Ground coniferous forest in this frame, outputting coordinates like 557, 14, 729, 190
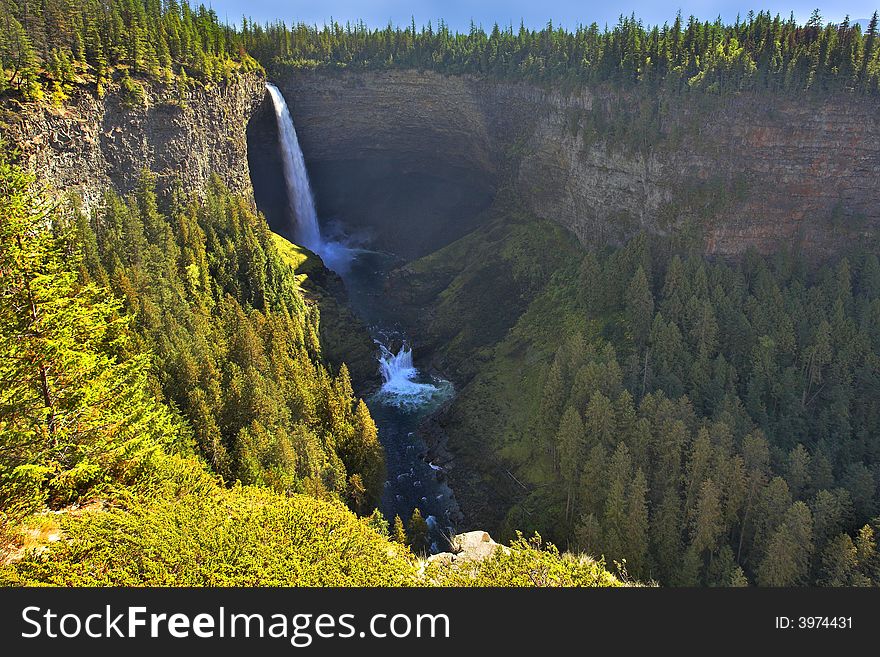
527, 235, 880, 586
2, 1, 880, 593
2, 1, 879, 101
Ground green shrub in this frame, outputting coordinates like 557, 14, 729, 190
5, 486, 418, 586
427, 534, 623, 587
118, 71, 146, 107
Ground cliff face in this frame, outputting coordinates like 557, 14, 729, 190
502, 85, 880, 258
271, 69, 880, 259
7, 68, 876, 259
2, 73, 266, 208
262, 71, 499, 258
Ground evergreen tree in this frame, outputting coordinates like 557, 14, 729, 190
363, 508, 389, 537
407, 507, 429, 554
626, 266, 655, 349
855, 524, 879, 582
0, 149, 180, 516
785, 444, 811, 499
818, 533, 859, 585
603, 442, 633, 564
690, 478, 723, 580
578, 252, 603, 314
757, 501, 813, 586
625, 468, 650, 577
556, 405, 584, 520
537, 359, 566, 458
391, 514, 407, 545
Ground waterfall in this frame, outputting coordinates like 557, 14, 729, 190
266, 83, 322, 251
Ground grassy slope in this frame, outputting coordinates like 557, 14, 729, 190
271, 233, 378, 388
6, 489, 417, 586
2, 452, 622, 586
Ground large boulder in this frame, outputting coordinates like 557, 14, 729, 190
426, 530, 508, 569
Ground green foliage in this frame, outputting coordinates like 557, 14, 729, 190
1, 147, 384, 547
391, 514, 407, 544
118, 69, 146, 106
0, 158, 624, 587
0, 147, 184, 523
556, 405, 584, 519
407, 507, 429, 554
626, 266, 654, 348
0, 4, 43, 99
4, 486, 417, 586
242, 10, 880, 95
427, 534, 623, 587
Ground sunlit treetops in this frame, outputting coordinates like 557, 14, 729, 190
2, 2, 879, 103
242, 9, 880, 94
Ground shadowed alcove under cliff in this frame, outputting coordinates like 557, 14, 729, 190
246, 84, 497, 260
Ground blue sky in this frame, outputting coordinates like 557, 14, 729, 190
205, 1, 878, 30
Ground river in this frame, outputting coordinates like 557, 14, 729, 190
336, 248, 458, 552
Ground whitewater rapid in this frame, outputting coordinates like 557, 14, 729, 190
374, 342, 454, 410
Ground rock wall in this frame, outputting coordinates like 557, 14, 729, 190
2, 72, 266, 208
266, 71, 499, 258
9, 68, 875, 261
272, 69, 880, 259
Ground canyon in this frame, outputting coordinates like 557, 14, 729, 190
266, 69, 880, 259
6, 68, 879, 539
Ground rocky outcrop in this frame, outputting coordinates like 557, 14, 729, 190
271, 69, 880, 259
2, 72, 266, 209
425, 530, 507, 569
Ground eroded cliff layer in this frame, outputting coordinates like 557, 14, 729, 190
272, 69, 879, 259
2, 73, 266, 208
7, 68, 877, 260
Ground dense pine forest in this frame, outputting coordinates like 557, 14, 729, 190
547, 237, 880, 585
243, 10, 880, 94
2, 0, 879, 102
399, 210, 880, 586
